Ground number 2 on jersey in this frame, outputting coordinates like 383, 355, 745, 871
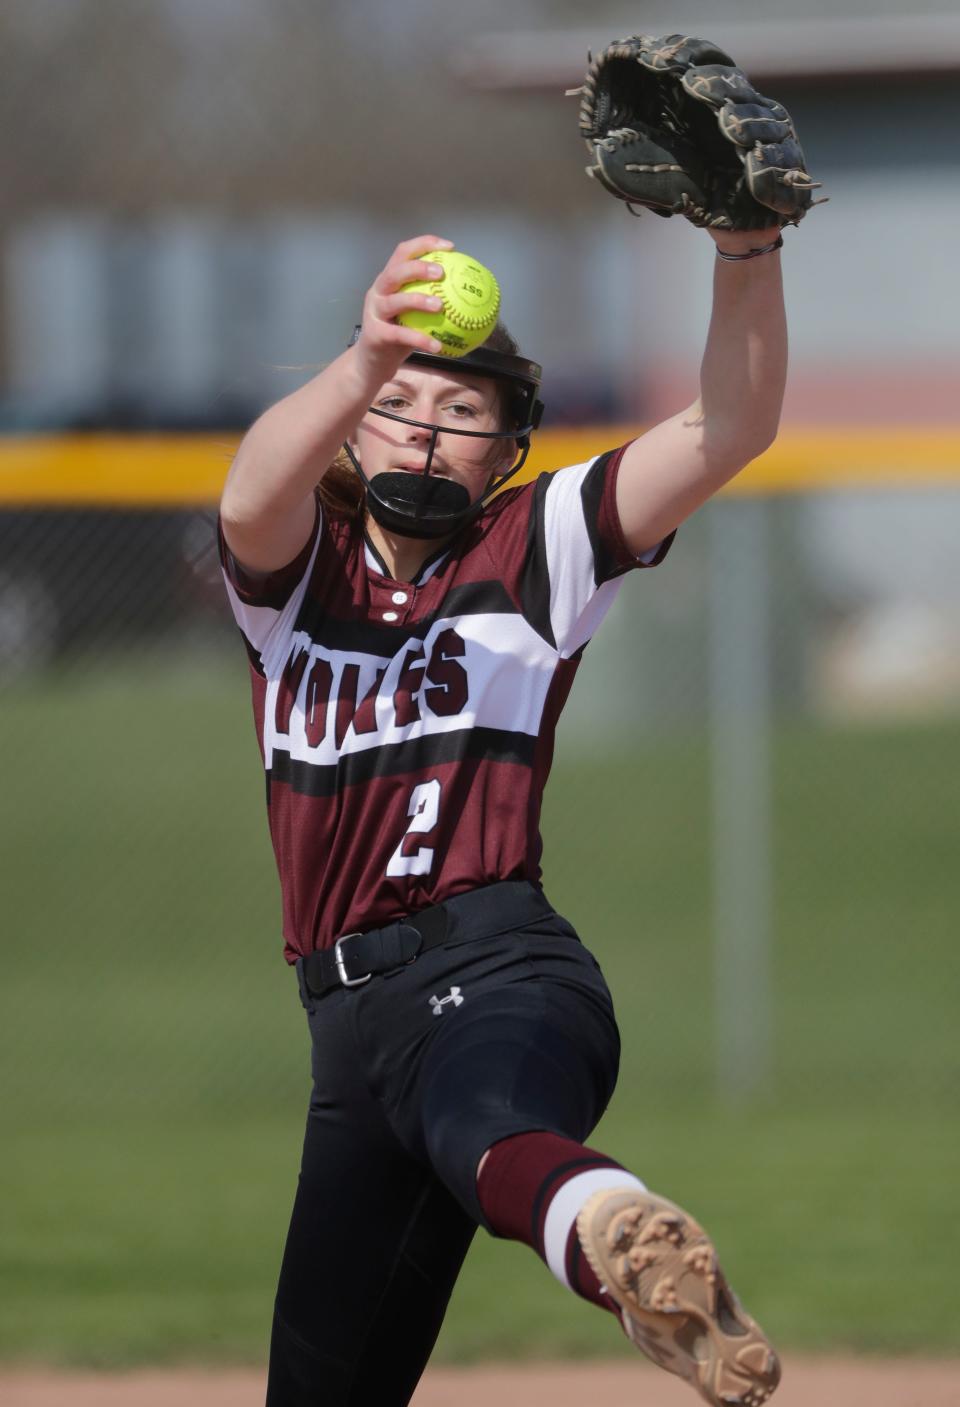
386, 779, 441, 877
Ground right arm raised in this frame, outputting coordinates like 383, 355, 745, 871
219, 235, 451, 574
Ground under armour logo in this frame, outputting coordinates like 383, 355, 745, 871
429, 987, 464, 1016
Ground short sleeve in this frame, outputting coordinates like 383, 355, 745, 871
217, 495, 323, 674
520, 445, 676, 658
585, 445, 676, 582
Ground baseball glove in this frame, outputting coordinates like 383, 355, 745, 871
576, 34, 822, 229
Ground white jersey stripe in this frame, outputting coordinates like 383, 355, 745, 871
541, 460, 636, 658
266, 609, 558, 768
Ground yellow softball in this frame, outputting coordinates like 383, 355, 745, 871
398, 249, 501, 357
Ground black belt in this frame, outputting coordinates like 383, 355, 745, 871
301, 902, 450, 997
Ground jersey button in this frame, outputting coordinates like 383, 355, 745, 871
383, 610, 399, 622
391, 590, 408, 604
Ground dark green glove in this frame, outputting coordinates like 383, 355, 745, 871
577, 34, 823, 229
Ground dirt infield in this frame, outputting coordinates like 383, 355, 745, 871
2, 1358, 958, 1406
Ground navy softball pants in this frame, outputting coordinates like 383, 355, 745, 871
265, 881, 621, 1407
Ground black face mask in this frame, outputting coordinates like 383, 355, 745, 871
343, 329, 545, 540
343, 408, 529, 540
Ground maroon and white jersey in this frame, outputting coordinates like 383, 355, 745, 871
219, 445, 675, 961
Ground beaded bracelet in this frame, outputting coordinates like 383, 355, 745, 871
715, 233, 784, 262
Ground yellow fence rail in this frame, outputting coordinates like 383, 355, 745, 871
1, 426, 958, 507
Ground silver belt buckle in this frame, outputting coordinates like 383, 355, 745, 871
334, 933, 371, 988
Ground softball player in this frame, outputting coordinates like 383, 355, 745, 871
219, 221, 788, 1407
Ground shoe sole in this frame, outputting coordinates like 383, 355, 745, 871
577, 1187, 781, 1407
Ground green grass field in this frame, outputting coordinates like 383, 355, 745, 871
2, 657, 958, 1366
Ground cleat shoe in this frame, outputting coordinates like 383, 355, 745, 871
577, 1187, 781, 1407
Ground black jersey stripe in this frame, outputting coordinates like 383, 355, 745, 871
518, 471, 556, 650
268, 725, 537, 799
238, 626, 266, 677
411, 541, 452, 585
580, 450, 620, 587
363, 529, 453, 585
297, 578, 521, 655
362, 528, 390, 577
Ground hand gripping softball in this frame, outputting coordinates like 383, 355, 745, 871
398, 250, 501, 357
576, 33, 823, 229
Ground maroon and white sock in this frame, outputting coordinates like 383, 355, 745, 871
476, 1130, 646, 1312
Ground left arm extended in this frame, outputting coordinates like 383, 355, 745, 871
616, 227, 788, 556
